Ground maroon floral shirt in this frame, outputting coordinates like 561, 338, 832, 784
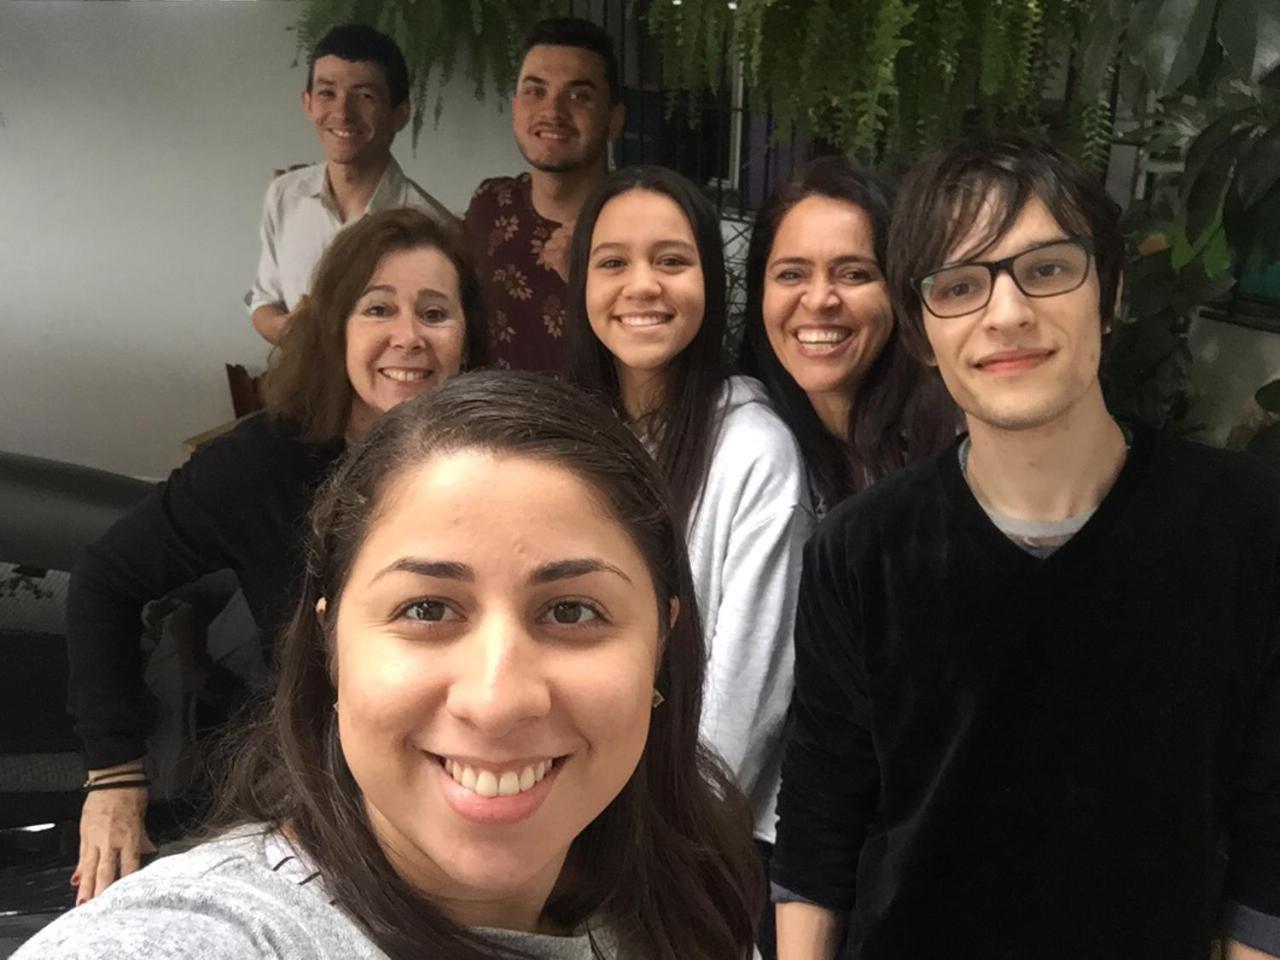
464, 173, 570, 373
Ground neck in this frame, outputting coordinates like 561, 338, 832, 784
964, 387, 1127, 522
345, 398, 377, 443
807, 389, 853, 443
528, 162, 606, 224
326, 154, 391, 222
616, 363, 667, 424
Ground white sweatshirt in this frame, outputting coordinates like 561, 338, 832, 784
686, 376, 814, 843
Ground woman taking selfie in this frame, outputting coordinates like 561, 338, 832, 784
738, 157, 954, 512
22, 372, 762, 959
563, 166, 812, 877
67, 209, 488, 904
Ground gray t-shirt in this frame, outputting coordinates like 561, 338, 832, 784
15, 827, 614, 959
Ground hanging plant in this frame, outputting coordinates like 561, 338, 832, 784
296, 0, 569, 144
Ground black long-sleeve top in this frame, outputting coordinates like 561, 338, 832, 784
66, 414, 342, 769
773, 427, 1280, 958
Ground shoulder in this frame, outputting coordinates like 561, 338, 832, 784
466, 174, 526, 211
704, 376, 811, 515
13, 830, 376, 960
263, 164, 322, 211
1142, 427, 1280, 536
712, 376, 805, 466
175, 414, 337, 499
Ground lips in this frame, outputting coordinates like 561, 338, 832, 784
532, 125, 573, 141
974, 348, 1054, 372
379, 367, 432, 383
615, 313, 672, 328
792, 325, 853, 356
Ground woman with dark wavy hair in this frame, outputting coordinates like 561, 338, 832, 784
66, 208, 488, 905
22, 372, 763, 960
738, 156, 955, 511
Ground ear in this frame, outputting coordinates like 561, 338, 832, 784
667, 597, 679, 632
301, 88, 312, 116
392, 99, 411, 134
607, 102, 626, 143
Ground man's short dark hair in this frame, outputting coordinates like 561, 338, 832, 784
886, 138, 1124, 360
307, 24, 410, 107
521, 17, 621, 104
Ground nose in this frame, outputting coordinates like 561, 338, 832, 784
799, 278, 840, 314
982, 270, 1036, 332
446, 617, 552, 738
387, 306, 426, 351
622, 263, 661, 300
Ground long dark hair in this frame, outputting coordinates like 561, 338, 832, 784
262, 208, 490, 443
207, 371, 762, 960
738, 157, 954, 505
564, 166, 728, 531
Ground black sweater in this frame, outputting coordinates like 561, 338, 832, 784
66, 414, 342, 769
773, 427, 1280, 959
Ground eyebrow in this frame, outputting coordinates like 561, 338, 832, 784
768, 254, 878, 269
521, 75, 598, 90
935, 234, 1073, 272
313, 79, 377, 91
590, 239, 697, 257
371, 557, 633, 586
357, 284, 453, 301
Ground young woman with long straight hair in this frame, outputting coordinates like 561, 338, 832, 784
20, 372, 763, 960
563, 166, 813, 879
738, 157, 955, 512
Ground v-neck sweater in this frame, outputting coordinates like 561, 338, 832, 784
772, 427, 1280, 958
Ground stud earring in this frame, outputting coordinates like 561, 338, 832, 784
652, 688, 665, 709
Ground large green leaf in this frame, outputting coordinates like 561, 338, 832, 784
1131, 0, 1218, 94
1079, 0, 1134, 97
1186, 126, 1254, 244
1233, 120, 1280, 209
1218, 0, 1280, 82
1258, 380, 1280, 413
1181, 110, 1249, 204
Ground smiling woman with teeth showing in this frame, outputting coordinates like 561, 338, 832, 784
739, 157, 956, 512
63, 208, 488, 908
565, 167, 813, 958
21, 373, 762, 960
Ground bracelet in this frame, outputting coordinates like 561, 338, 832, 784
81, 767, 146, 790
83, 778, 150, 793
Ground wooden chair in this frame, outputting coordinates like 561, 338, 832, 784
224, 364, 264, 419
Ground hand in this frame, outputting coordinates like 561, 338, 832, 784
540, 219, 576, 281
73, 784, 156, 904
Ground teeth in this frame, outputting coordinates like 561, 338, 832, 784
796, 328, 851, 344
330, 129, 357, 139
444, 759, 554, 798
618, 314, 669, 327
381, 368, 429, 382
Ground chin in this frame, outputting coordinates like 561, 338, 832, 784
436, 840, 560, 895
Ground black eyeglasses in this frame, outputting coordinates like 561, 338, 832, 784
912, 237, 1095, 319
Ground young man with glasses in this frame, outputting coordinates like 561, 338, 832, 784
772, 138, 1280, 960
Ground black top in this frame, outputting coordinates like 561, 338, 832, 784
66, 414, 343, 769
773, 427, 1280, 959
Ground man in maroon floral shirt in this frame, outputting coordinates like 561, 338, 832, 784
464, 18, 623, 372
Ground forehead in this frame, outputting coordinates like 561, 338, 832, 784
518, 44, 607, 85
310, 55, 390, 92
772, 195, 877, 259
593, 189, 694, 245
944, 195, 1072, 263
355, 450, 650, 582
366, 246, 460, 294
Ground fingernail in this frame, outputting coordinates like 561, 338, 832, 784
70, 872, 79, 885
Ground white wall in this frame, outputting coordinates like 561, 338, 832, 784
0, 0, 521, 477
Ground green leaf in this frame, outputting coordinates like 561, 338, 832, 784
1217, 0, 1280, 82
1181, 110, 1249, 203
1233, 120, 1280, 209
1258, 380, 1280, 412
1130, 0, 1218, 94
1079, 0, 1132, 97
1185, 126, 1254, 244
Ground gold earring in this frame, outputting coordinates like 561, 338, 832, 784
652, 688, 665, 709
